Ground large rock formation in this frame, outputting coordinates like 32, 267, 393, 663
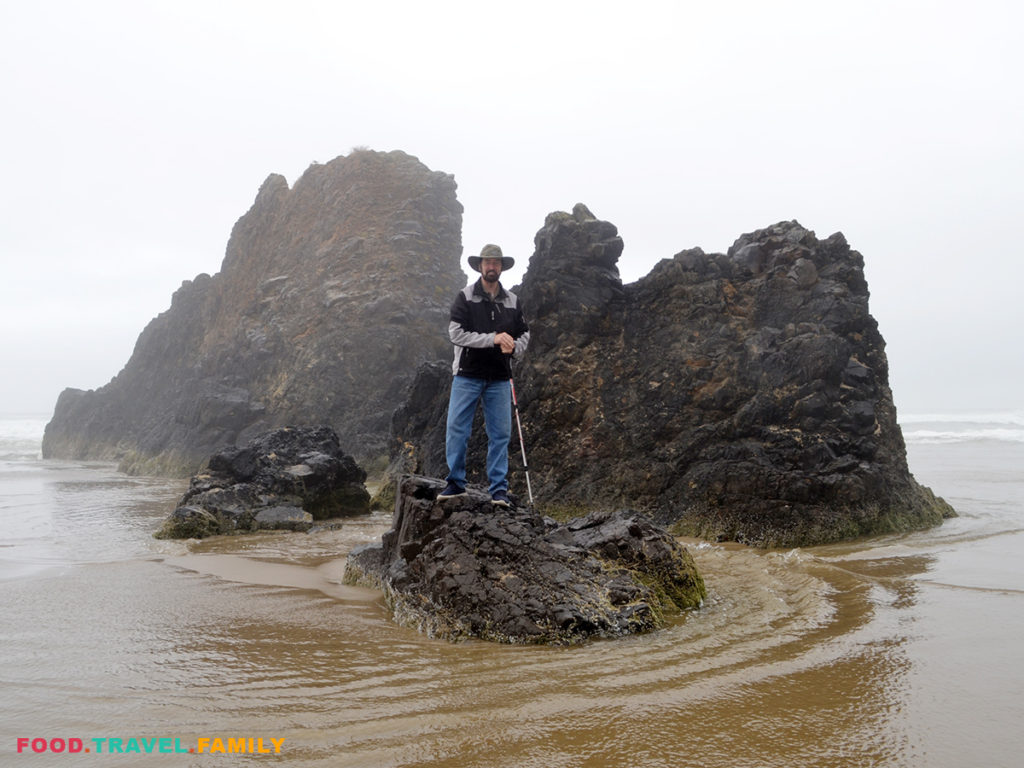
43, 150, 465, 475
389, 204, 954, 547
345, 475, 706, 644
155, 425, 369, 539
41, 141, 951, 549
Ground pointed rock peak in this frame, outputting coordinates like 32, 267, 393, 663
255, 173, 290, 202
517, 205, 626, 348
572, 202, 597, 222
527, 203, 624, 275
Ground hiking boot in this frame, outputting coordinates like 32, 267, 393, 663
437, 481, 466, 500
491, 490, 512, 508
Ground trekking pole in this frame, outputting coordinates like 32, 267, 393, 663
506, 357, 534, 506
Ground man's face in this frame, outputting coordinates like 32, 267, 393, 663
480, 257, 503, 283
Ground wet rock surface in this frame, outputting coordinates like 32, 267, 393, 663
344, 475, 706, 645
155, 426, 369, 539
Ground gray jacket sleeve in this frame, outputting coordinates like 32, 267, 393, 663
448, 320, 495, 349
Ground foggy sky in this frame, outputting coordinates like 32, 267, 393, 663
2, 0, 1021, 417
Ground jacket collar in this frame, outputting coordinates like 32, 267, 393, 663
473, 278, 507, 301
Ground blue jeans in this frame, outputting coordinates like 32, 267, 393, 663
445, 375, 512, 495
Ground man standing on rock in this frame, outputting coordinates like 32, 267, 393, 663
438, 244, 530, 507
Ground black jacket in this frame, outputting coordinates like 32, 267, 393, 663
448, 279, 530, 380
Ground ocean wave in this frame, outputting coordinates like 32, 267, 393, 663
0, 418, 47, 440
899, 411, 1024, 444
899, 411, 1024, 427
0, 418, 46, 461
902, 427, 1024, 445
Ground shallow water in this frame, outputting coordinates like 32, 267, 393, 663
2, 419, 1023, 767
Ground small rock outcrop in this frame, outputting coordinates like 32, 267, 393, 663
389, 205, 954, 547
344, 475, 706, 645
43, 149, 466, 475
155, 426, 369, 539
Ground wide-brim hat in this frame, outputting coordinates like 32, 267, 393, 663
468, 243, 515, 272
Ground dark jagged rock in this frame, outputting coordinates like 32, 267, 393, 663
344, 475, 706, 644
43, 149, 466, 475
155, 426, 369, 538
387, 205, 955, 547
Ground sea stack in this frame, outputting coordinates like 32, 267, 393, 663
43, 150, 466, 475
388, 205, 954, 547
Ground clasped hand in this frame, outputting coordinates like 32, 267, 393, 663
494, 332, 516, 354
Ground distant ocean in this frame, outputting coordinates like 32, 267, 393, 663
1, 410, 1022, 767
898, 410, 1024, 445
0, 414, 188, 581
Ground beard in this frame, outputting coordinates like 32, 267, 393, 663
483, 269, 500, 283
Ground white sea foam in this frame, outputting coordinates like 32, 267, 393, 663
899, 410, 1024, 426
0, 417, 46, 461
903, 427, 1024, 445
900, 410, 1024, 444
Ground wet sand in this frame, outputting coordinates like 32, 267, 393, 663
2, 441, 1023, 767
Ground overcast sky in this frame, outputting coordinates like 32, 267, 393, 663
1, 0, 1021, 417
